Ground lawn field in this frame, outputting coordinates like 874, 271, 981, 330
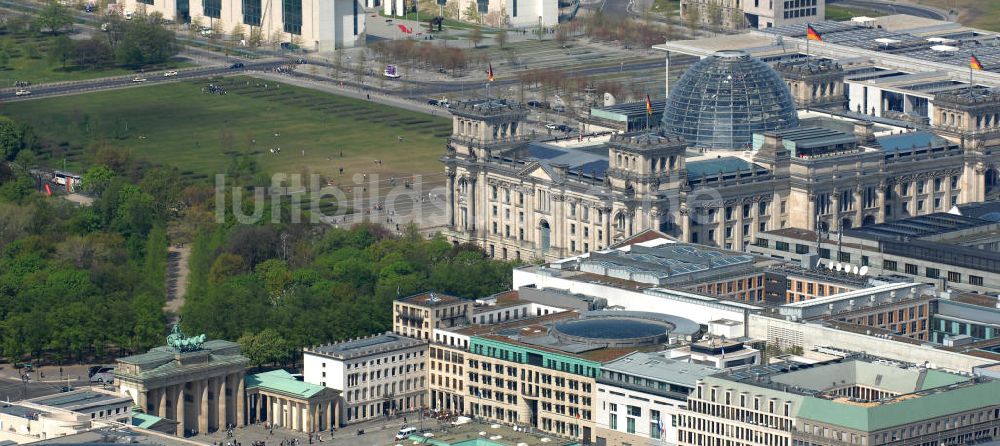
914, 0, 1000, 32
1, 76, 452, 188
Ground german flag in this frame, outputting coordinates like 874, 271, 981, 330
645, 94, 653, 116
487, 63, 495, 82
971, 53, 984, 71
806, 24, 822, 42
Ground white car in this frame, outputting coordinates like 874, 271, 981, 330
544, 123, 559, 130
163, 70, 178, 77
132, 77, 147, 83
15, 89, 31, 96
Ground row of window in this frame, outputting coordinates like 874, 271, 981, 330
883, 260, 984, 285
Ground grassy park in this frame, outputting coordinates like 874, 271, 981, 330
1, 76, 452, 187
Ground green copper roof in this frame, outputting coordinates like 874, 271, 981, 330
246, 370, 328, 399
797, 379, 1000, 432
131, 411, 167, 429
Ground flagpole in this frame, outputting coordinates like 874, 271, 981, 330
806, 23, 810, 57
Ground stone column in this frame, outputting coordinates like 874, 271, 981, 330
715, 207, 724, 247
157, 387, 167, 418
853, 187, 863, 227
199, 379, 209, 434
138, 390, 148, 414
944, 173, 953, 210
910, 180, 918, 216
176, 385, 186, 437
734, 204, 745, 252
256, 394, 263, 425
831, 189, 841, 231
305, 403, 313, 433
324, 401, 332, 430
219, 375, 228, 430
447, 173, 455, 228
877, 185, 886, 223
236, 373, 245, 427
806, 194, 816, 231
680, 207, 690, 242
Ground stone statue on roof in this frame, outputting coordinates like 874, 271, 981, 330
167, 323, 206, 353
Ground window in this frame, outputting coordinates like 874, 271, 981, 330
609, 413, 617, 430
626, 417, 636, 434
884, 260, 897, 271
838, 252, 850, 262
904, 264, 918, 275
926, 268, 939, 279
775, 241, 789, 252
203, 0, 222, 18
242, 0, 262, 25
282, 0, 302, 34
970, 275, 984, 286
795, 244, 810, 254
948, 271, 961, 283
627, 405, 641, 417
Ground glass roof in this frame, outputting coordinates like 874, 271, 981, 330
662, 50, 799, 149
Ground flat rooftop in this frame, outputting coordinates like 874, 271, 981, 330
0, 403, 46, 419
397, 292, 464, 307
601, 351, 718, 387
29, 390, 131, 411
305, 332, 425, 360
846, 212, 994, 241
33, 425, 204, 446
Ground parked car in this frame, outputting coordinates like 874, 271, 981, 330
552, 104, 566, 112
230, 62, 245, 69
544, 123, 559, 130
89, 366, 114, 383
557, 124, 572, 132
394, 427, 417, 441
280, 42, 300, 50
526, 100, 543, 108
132, 76, 146, 83
427, 99, 440, 106
295, 58, 307, 64
163, 70, 178, 77
15, 89, 31, 96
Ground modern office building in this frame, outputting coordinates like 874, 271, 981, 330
680, 0, 825, 30
302, 332, 427, 424
393, 292, 474, 341
932, 293, 1000, 345
678, 359, 1000, 446
119, 0, 365, 51
750, 212, 1000, 293
594, 352, 718, 446
115, 327, 248, 437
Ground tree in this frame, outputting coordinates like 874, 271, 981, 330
555, 24, 569, 46
209, 253, 246, 284
189, 16, 204, 37
730, 7, 743, 30
495, 29, 508, 49
115, 15, 179, 66
48, 34, 74, 68
72, 38, 114, 69
443, 1, 459, 19
210, 20, 224, 40
230, 23, 246, 41
35, 0, 73, 34
469, 26, 483, 48
238, 329, 292, 368
82, 165, 115, 197
463, 2, 479, 22
0, 117, 24, 161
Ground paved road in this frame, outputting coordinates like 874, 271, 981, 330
3, 61, 282, 102
827, 0, 949, 20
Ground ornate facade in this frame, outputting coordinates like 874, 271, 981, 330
442, 82, 1000, 262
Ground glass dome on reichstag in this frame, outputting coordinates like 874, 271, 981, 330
661, 50, 799, 150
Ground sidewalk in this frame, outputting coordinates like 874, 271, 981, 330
0, 364, 93, 384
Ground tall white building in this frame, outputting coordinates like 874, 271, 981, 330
303, 332, 427, 424
120, 0, 365, 51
